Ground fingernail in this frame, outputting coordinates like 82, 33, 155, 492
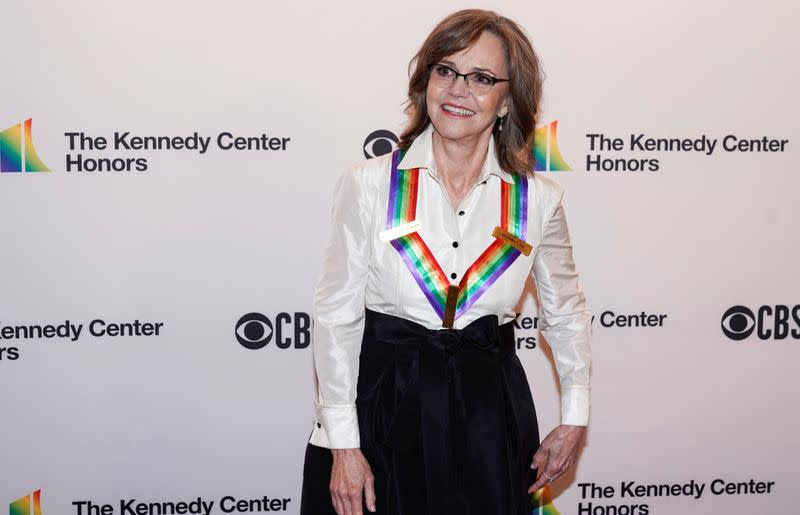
370, 505, 376, 512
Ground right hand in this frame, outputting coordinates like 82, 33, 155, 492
330, 448, 377, 514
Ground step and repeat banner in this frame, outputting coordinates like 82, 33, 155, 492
1, 1, 797, 514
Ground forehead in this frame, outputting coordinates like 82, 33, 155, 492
441, 31, 508, 74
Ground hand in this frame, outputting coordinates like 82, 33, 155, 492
330, 448, 377, 515
528, 424, 586, 493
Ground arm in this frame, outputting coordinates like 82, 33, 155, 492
527, 191, 592, 491
311, 164, 374, 449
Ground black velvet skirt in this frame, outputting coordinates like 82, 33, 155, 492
300, 308, 540, 515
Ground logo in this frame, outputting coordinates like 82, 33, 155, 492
363, 129, 399, 158
0, 119, 50, 173
10, 489, 42, 515
721, 305, 800, 341
533, 120, 572, 172
235, 312, 311, 350
532, 485, 561, 514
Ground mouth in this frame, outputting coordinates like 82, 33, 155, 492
441, 104, 476, 117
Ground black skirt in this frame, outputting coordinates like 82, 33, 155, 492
301, 308, 540, 515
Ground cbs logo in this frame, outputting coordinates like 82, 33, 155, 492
235, 312, 311, 350
721, 305, 800, 341
363, 130, 398, 159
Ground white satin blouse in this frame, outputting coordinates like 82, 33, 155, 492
309, 123, 592, 449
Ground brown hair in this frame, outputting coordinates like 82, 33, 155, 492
398, 9, 544, 175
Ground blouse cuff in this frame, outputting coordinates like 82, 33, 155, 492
313, 405, 361, 449
561, 386, 591, 426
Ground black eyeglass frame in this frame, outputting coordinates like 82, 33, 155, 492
427, 63, 510, 89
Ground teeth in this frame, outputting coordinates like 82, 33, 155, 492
443, 105, 475, 116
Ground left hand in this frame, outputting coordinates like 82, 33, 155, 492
527, 424, 587, 493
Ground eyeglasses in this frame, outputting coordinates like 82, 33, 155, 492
427, 63, 509, 95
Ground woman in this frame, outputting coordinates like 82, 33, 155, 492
301, 9, 591, 515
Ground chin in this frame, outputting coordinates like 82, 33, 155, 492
431, 117, 490, 143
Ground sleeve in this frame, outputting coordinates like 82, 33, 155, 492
530, 190, 592, 426
310, 164, 373, 448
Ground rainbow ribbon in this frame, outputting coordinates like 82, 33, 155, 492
386, 148, 528, 325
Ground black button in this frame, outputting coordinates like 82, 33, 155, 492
452, 241, 459, 248
458, 210, 465, 216
316, 422, 321, 428
450, 272, 457, 279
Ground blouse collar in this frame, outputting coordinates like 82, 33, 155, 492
397, 122, 515, 185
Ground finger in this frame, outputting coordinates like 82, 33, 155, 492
548, 452, 576, 478
551, 457, 574, 477
351, 488, 363, 515
528, 466, 559, 493
331, 493, 343, 515
528, 476, 548, 494
364, 475, 377, 512
344, 488, 360, 515
531, 447, 547, 469
335, 490, 350, 515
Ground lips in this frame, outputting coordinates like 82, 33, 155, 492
441, 104, 476, 117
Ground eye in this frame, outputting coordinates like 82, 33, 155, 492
235, 313, 273, 349
471, 73, 494, 86
363, 129, 399, 159
721, 306, 755, 340
434, 64, 455, 77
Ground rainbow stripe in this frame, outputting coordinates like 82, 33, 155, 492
386, 148, 528, 324
0, 122, 22, 172
0, 118, 50, 173
10, 489, 42, 515
532, 486, 561, 514
532, 120, 571, 172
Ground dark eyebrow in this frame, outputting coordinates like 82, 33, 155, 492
439, 59, 500, 77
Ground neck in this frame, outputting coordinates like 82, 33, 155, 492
431, 126, 493, 193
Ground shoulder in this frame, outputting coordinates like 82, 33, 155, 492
527, 171, 565, 213
341, 152, 393, 193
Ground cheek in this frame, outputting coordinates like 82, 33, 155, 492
478, 92, 504, 116
425, 84, 438, 112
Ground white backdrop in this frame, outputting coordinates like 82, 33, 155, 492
1, 1, 798, 514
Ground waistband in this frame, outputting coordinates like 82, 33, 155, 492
363, 308, 516, 352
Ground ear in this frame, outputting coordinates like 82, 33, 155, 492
498, 94, 509, 118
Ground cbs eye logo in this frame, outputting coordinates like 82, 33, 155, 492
363, 130, 398, 159
235, 312, 311, 350
721, 304, 800, 341
720, 306, 756, 341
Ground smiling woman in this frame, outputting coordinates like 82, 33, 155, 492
301, 9, 592, 515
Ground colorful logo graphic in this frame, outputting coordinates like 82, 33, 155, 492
532, 486, 561, 514
10, 489, 42, 515
532, 120, 571, 172
0, 118, 50, 173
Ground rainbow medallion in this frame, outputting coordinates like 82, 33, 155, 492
386, 148, 529, 328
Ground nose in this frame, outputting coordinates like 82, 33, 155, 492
447, 75, 470, 97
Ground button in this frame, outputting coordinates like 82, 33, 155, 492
450, 272, 457, 279
316, 422, 321, 428
458, 210, 465, 216
452, 241, 459, 248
